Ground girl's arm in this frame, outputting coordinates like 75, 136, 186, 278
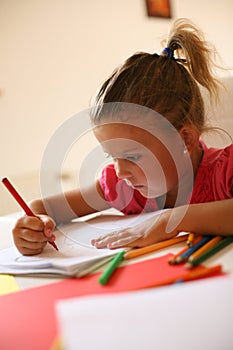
92, 198, 233, 249
174, 198, 233, 236
29, 180, 109, 225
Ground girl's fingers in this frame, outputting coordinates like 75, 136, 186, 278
13, 215, 44, 232
37, 215, 56, 238
18, 242, 47, 256
92, 229, 143, 249
12, 214, 56, 255
91, 230, 127, 247
13, 233, 47, 256
41, 217, 57, 244
91, 230, 119, 243
107, 234, 143, 249
20, 228, 48, 243
21, 238, 47, 249
13, 215, 56, 236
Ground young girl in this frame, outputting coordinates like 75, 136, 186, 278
13, 18, 233, 256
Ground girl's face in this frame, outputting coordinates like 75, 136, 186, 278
94, 123, 183, 199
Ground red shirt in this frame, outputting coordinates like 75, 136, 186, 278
190, 142, 233, 203
99, 142, 233, 214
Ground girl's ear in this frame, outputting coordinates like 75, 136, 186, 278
179, 126, 200, 153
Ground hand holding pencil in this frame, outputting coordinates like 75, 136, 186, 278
2, 178, 58, 255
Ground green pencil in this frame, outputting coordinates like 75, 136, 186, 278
98, 251, 125, 285
186, 236, 233, 269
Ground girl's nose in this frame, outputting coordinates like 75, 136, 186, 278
114, 158, 132, 179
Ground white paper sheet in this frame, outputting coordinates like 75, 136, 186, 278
56, 275, 233, 350
0, 211, 157, 276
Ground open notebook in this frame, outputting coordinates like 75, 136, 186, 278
0, 211, 160, 276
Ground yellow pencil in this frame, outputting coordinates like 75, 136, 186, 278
188, 236, 222, 262
124, 234, 189, 260
186, 232, 195, 247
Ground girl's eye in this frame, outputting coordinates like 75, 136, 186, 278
105, 153, 141, 162
125, 155, 141, 162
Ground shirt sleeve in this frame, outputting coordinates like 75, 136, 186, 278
215, 144, 233, 198
99, 164, 159, 214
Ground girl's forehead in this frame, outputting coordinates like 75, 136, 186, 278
94, 123, 152, 140
93, 123, 165, 153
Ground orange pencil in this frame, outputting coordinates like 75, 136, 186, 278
174, 264, 222, 283
124, 234, 189, 260
188, 236, 222, 262
168, 245, 190, 265
141, 264, 223, 288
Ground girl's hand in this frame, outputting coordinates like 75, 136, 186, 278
12, 215, 56, 255
91, 210, 179, 249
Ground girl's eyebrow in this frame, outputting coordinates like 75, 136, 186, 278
104, 147, 143, 157
120, 147, 142, 154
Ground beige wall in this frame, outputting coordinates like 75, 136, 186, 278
1, 0, 233, 214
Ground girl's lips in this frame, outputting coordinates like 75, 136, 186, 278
124, 179, 145, 189
132, 184, 144, 189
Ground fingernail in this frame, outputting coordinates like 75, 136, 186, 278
46, 229, 52, 237
108, 242, 116, 248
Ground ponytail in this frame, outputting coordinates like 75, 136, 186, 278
164, 18, 222, 99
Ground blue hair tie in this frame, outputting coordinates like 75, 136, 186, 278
162, 47, 174, 59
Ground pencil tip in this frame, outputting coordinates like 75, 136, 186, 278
174, 257, 183, 264
185, 263, 193, 269
168, 258, 176, 265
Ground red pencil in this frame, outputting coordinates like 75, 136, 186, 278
2, 177, 58, 251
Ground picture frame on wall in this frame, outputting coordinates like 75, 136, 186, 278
146, 0, 172, 18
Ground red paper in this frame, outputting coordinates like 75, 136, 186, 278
0, 253, 223, 350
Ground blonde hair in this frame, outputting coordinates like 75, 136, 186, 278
91, 18, 222, 132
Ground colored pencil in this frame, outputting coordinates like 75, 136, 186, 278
168, 245, 190, 265
175, 235, 213, 264
188, 236, 222, 262
2, 177, 58, 251
169, 235, 203, 264
98, 251, 125, 285
186, 232, 195, 247
186, 236, 233, 268
124, 234, 189, 260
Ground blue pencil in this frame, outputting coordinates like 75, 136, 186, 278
175, 236, 213, 263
